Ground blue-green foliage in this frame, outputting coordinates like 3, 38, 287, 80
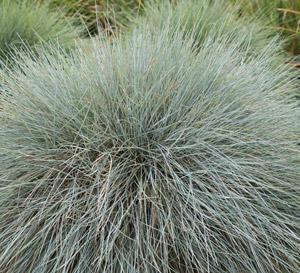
0, 25, 299, 272
0, 0, 78, 66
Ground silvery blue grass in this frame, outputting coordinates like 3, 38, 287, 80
0, 27, 299, 272
134, 0, 285, 61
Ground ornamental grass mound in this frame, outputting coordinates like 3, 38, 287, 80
135, 0, 284, 59
0, 0, 79, 66
0, 27, 299, 273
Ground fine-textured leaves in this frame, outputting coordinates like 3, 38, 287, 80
133, 0, 284, 59
229, 0, 300, 56
0, 0, 79, 66
0, 26, 299, 273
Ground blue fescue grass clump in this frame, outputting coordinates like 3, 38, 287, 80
0, 26, 299, 273
134, 0, 284, 58
0, 0, 79, 66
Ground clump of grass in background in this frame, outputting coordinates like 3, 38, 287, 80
230, 0, 300, 58
0, 0, 79, 66
46, 0, 145, 36
0, 25, 299, 272
133, 0, 283, 58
